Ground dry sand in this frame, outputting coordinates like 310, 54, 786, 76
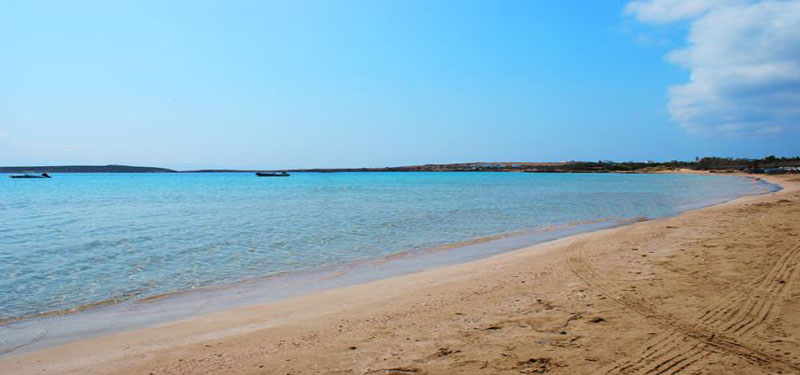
2, 174, 799, 375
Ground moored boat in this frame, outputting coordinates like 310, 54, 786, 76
255, 171, 290, 177
10, 173, 51, 179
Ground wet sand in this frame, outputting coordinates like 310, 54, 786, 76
1, 174, 799, 375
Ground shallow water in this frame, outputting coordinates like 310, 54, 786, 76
0, 172, 771, 322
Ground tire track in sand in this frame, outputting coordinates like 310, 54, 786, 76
567, 211, 800, 374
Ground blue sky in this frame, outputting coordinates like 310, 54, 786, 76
1, 0, 798, 169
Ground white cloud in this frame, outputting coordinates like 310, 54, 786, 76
625, 0, 744, 23
627, 0, 800, 136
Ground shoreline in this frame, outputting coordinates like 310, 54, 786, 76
1, 173, 797, 374
0, 174, 775, 357
0, 219, 627, 356
0, 219, 621, 326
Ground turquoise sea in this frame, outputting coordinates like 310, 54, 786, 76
0, 172, 774, 342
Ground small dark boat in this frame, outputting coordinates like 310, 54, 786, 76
10, 173, 51, 179
256, 171, 290, 177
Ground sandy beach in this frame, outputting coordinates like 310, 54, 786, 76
1, 173, 798, 375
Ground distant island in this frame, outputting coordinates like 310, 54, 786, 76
3, 157, 799, 174
0, 165, 175, 173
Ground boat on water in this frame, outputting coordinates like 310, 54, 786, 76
255, 171, 290, 177
10, 172, 51, 179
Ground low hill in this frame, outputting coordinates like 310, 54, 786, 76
289, 162, 568, 173
0, 165, 175, 173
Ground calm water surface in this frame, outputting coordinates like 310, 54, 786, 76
0, 172, 769, 320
